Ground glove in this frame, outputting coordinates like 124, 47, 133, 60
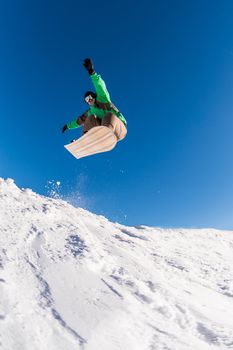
83, 58, 95, 75
62, 124, 68, 133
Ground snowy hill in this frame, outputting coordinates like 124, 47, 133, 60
0, 178, 233, 350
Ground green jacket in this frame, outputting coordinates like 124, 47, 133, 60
67, 73, 127, 130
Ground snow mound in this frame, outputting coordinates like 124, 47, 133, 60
0, 178, 233, 350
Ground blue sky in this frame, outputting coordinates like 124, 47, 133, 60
1, 0, 233, 229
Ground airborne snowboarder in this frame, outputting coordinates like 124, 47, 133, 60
62, 58, 127, 159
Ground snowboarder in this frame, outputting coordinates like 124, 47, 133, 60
62, 58, 127, 142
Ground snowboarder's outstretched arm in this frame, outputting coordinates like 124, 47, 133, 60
83, 58, 111, 103
62, 111, 88, 133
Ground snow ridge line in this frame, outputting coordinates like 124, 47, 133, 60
101, 278, 124, 299
25, 257, 87, 347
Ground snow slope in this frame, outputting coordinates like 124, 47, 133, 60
0, 178, 233, 350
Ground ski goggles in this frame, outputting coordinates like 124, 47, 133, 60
85, 95, 95, 103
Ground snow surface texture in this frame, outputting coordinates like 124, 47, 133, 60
0, 178, 233, 350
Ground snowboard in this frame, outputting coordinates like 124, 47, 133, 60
64, 126, 117, 159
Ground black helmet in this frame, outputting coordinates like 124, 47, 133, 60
84, 91, 97, 100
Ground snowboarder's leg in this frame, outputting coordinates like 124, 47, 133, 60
82, 115, 101, 135
101, 113, 127, 141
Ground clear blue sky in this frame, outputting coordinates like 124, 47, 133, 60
1, 0, 233, 229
